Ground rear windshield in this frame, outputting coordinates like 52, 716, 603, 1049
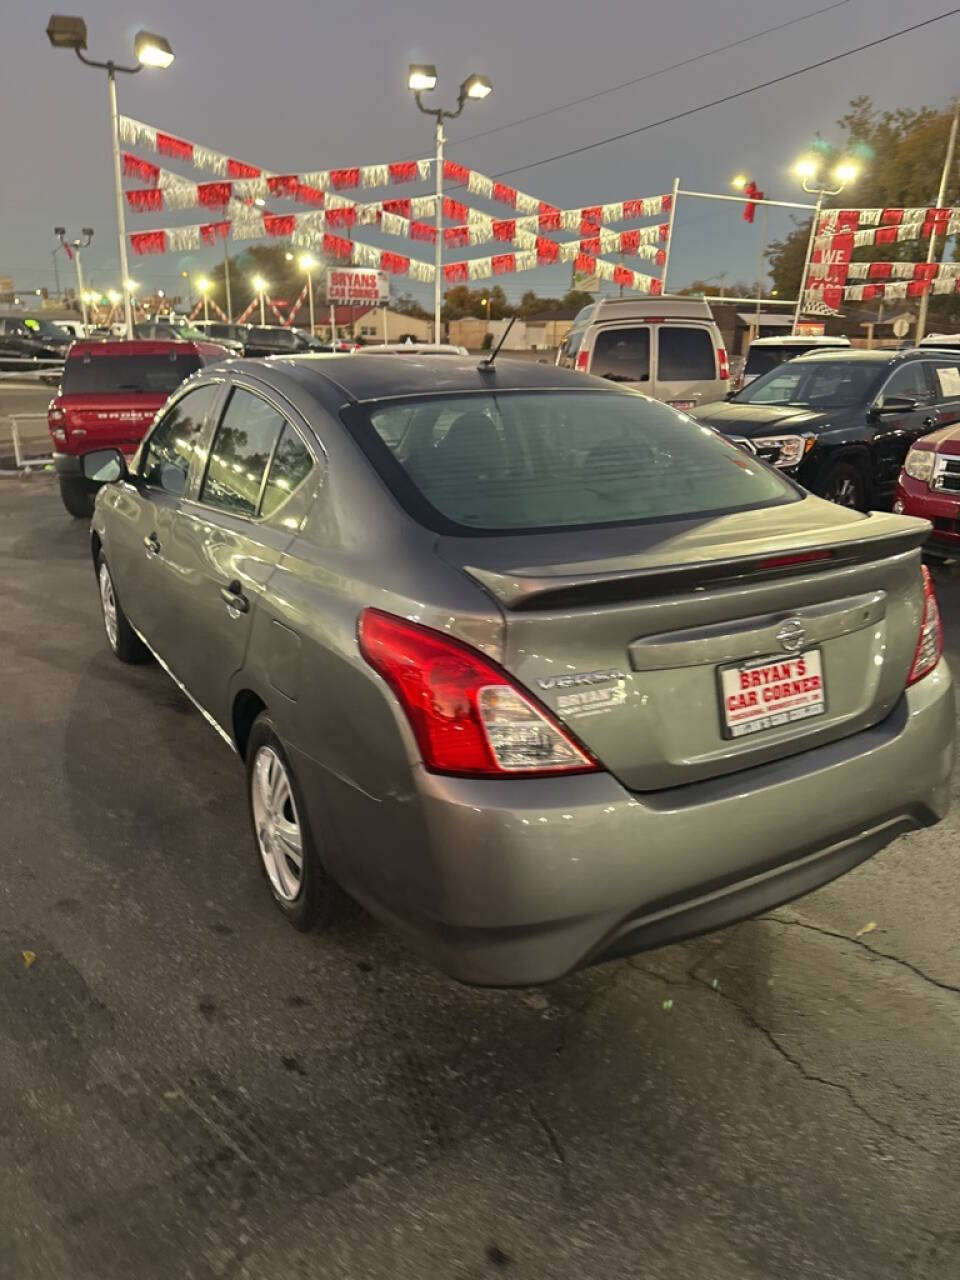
62, 352, 203, 394
354, 390, 799, 534
734, 359, 881, 408
744, 347, 791, 377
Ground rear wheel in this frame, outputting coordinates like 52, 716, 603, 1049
59, 475, 95, 519
246, 714, 349, 931
96, 552, 148, 663
819, 460, 868, 511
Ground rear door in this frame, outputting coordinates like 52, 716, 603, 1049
155, 382, 310, 730
586, 324, 651, 388
926, 354, 960, 429
653, 323, 724, 409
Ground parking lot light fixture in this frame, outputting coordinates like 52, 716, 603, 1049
730, 174, 748, 191
251, 275, 268, 326
196, 276, 213, 324
408, 64, 493, 343
792, 150, 862, 333
46, 14, 174, 340
56, 225, 93, 327
794, 156, 819, 182
298, 255, 318, 334
833, 161, 860, 186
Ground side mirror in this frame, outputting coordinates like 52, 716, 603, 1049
875, 394, 919, 416
82, 448, 128, 484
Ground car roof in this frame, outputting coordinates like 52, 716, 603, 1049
749, 335, 851, 347
67, 339, 226, 358
242, 352, 605, 402
791, 347, 930, 363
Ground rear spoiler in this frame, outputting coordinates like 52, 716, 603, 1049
464, 522, 929, 612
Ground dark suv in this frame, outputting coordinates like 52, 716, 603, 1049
692, 349, 960, 509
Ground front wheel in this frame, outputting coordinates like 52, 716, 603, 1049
246, 714, 349, 931
59, 475, 95, 519
818, 460, 868, 511
96, 552, 148, 663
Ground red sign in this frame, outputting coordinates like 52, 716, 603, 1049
326, 268, 388, 304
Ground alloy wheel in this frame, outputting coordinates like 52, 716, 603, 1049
98, 562, 119, 651
826, 474, 860, 508
251, 746, 304, 902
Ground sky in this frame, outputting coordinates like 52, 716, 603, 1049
3, 0, 959, 309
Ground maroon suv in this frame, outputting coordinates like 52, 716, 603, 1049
48, 339, 226, 517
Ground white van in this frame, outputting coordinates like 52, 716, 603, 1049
557, 297, 728, 409
740, 334, 851, 388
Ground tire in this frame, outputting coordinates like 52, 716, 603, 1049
818, 460, 868, 511
246, 713, 348, 931
59, 475, 95, 519
96, 551, 148, 664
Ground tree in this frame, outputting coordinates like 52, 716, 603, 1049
767, 97, 960, 326
678, 279, 756, 298
393, 292, 430, 320
208, 243, 327, 322
562, 290, 595, 311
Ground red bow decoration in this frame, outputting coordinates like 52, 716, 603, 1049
743, 180, 764, 224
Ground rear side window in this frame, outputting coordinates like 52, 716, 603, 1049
590, 327, 650, 382
261, 425, 314, 517
928, 359, 960, 401
200, 388, 285, 516
141, 384, 220, 494
360, 390, 798, 533
62, 352, 202, 394
657, 327, 716, 381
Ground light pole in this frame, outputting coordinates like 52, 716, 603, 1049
125, 278, 139, 323
916, 103, 960, 343
732, 175, 767, 330
407, 65, 492, 344
298, 255, 317, 334
792, 154, 860, 334
252, 275, 267, 326
46, 16, 174, 340
196, 276, 212, 324
55, 226, 93, 328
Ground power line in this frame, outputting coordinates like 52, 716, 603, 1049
485, 7, 960, 180
452, 0, 852, 148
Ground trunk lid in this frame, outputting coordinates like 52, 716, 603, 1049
440, 498, 930, 791
55, 392, 166, 454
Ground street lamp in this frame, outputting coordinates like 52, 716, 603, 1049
297, 254, 318, 334
55, 226, 93, 328
792, 153, 860, 333
46, 15, 175, 340
408, 64, 492, 342
251, 275, 268, 326
195, 275, 212, 324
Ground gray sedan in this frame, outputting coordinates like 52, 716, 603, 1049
85, 354, 955, 985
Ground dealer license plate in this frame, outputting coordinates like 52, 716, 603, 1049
668, 400, 697, 411
719, 648, 826, 739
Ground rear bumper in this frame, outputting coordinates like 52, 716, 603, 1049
313, 661, 954, 986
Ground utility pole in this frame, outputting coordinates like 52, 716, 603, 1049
916, 102, 960, 343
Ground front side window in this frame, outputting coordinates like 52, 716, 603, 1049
735, 360, 880, 408
261, 425, 315, 517
558, 328, 585, 368
590, 327, 650, 382
200, 387, 285, 516
359, 390, 798, 533
141, 384, 220, 494
881, 362, 934, 406
657, 326, 716, 381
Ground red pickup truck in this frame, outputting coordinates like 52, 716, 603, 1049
48, 339, 226, 517
895, 424, 960, 558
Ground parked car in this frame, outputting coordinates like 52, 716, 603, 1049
83, 354, 952, 985
0, 315, 71, 379
895, 420, 960, 557
738, 334, 851, 388
192, 320, 254, 349
134, 319, 244, 356
48, 338, 227, 517
556, 296, 729, 410
242, 325, 324, 357
918, 333, 960, 352
54, 319, 89, 340
692, 348, 960, 510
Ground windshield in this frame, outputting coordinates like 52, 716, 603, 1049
355, 390, 799, 534
734, 359, 881, 408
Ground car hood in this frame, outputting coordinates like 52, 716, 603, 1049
692, 401, 837, 437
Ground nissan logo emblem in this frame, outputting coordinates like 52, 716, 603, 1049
776, 619, 806, 653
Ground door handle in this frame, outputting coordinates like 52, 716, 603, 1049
143, 532, 160, 558
219, 580, 249, 616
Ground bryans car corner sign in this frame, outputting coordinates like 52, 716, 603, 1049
326, 268, 389, 304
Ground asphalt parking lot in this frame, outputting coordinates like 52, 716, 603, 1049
2, 473, 959, 1280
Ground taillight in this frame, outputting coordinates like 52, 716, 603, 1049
358, 609, 600, 778
907, 566, 943, 686
49, 407, 64, 423
576, 349, 589, 372
718, 347, 730, 380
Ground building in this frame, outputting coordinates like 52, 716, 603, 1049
447, 309, 578, 352
351, 307, 432, 343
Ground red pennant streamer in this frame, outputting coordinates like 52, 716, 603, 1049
130, 230, 167, 255
122, 152, 160, 184
263, 214, 296, 237
330, 167, 360, 189
322, 233, 353, 259
227, 158, 261, 179
492, 253, 515, 274
380, 251, 410, 275
156, 131, 193, 162
492, 182, 518, 208
126, 188, 163, 212
444, 160, 471, 184
389, 162, 420, 183
197, 182, 232, 208
444, 261, 469, 283
410, 221, 437, 242
200, 221, 230, 245
444, 226, 469, 247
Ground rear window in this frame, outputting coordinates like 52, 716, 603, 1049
355, 390, 798, 534
744, 347, 789, 377
657, 327, 716, 381
62, 352, 203, 395
591, 328, 650, 383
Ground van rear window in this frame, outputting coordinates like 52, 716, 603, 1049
354, 390, 798, 534
62, 353, 202, 395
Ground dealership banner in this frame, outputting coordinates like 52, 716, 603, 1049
326, 268, 389, 304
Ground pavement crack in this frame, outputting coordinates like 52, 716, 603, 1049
527, 1100, 566, 1167
689, 970, 936, 1157
758, 914, 960, 998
